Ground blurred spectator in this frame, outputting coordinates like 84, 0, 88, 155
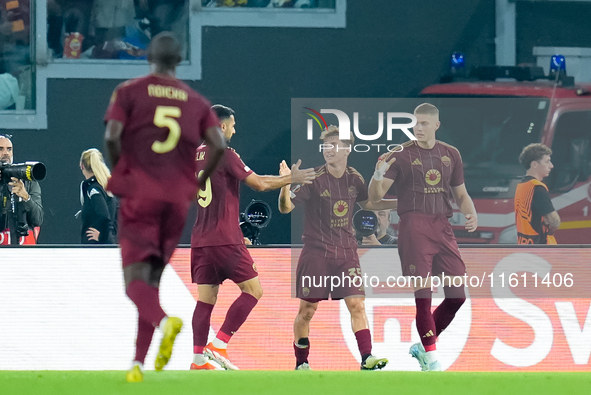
48, 0, 187, 60
47, 0, 94, 58
202, 0, 326, 7
0, 0, 31, 73
135, 0, 186, 36
90, 0, 136, 58
0, 69, 18, 109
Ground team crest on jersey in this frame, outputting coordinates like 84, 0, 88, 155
425, 169, 441, 186
348, 186, 357, 198
252, 263, 258, 273
441, 155, 451, 167
302, 287, 310, 297
409, 264, 416, 275
333, 200, 348, 217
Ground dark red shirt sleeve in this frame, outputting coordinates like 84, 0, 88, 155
104, 84, 128, 124
291, 182, 312, 206
450, 148, 465, 187
355, 176, 369, 203
384, 153, 401, 181
225, 149, 253, 181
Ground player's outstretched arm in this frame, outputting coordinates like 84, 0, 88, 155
451, 183, 478, 232
244, 159, 315, 192
104, 120, 124, 167
198, 126, 227, 186
278, 160, 295, 214
368, 156, 396, 203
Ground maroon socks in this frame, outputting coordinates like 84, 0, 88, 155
354, 328, 372, 359
414, 288, 437, 351
433, 286, 466, 336
217, 292, 259, 342
134, 316, 155, 364
126, 279, 166, 327
192, 301, 215, 353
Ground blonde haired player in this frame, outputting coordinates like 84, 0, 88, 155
368, 103, 477, 371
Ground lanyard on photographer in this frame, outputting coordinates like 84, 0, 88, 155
1, 182, 20, 245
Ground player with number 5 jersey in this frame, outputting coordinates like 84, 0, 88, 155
104, 32, 227, 383
189, 104, 316, 371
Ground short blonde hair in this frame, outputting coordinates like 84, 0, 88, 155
414, 103, 439, 118
319, 125, 355, 146
81, 148, 113, 197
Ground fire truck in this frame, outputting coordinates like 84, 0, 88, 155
418, 54, 591, 244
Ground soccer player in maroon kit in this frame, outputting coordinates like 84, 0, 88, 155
368, 103, 477, 371
104, 32, 227, 382
190, 104, 316, 370
279, 126, 396, 370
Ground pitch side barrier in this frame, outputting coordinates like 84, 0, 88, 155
0, 246, 590, 371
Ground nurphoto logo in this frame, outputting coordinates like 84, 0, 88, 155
304, 107, 417, 153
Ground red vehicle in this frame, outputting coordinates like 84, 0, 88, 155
418, 60, 591, 244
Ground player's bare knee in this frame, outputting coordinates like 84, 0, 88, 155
298, 301, 318, 321
199, 294, 217, 305
250, 286, 263, 300
345, 297, 366, 317
238, 277, 263, 300
198, 284, 219, 305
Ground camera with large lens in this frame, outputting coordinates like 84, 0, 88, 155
352, 210, 378, 243
0, 161, 47, 183
0, 161, 46, 243
240, 200, 272, 245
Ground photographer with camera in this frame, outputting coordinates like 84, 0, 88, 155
0, 134, 44, 245
361, 209, 397, 246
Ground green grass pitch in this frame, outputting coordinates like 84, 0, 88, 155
2, 371, 590, 395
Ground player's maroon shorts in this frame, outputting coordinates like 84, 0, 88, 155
397, 212, 465, 278
118, 197, 190, 267
191, 244, 257, 285
296, 247, 365, 303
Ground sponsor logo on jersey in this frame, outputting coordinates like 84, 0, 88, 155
333, 200, 349, 217
320, 189, 331, 197
425, 169, 441, 186
412, 158, 422, 166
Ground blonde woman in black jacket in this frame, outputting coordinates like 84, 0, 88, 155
79, 149, 117, 244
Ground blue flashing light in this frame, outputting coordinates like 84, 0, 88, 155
550, 55, 566, 72
450, 52, 465, 70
